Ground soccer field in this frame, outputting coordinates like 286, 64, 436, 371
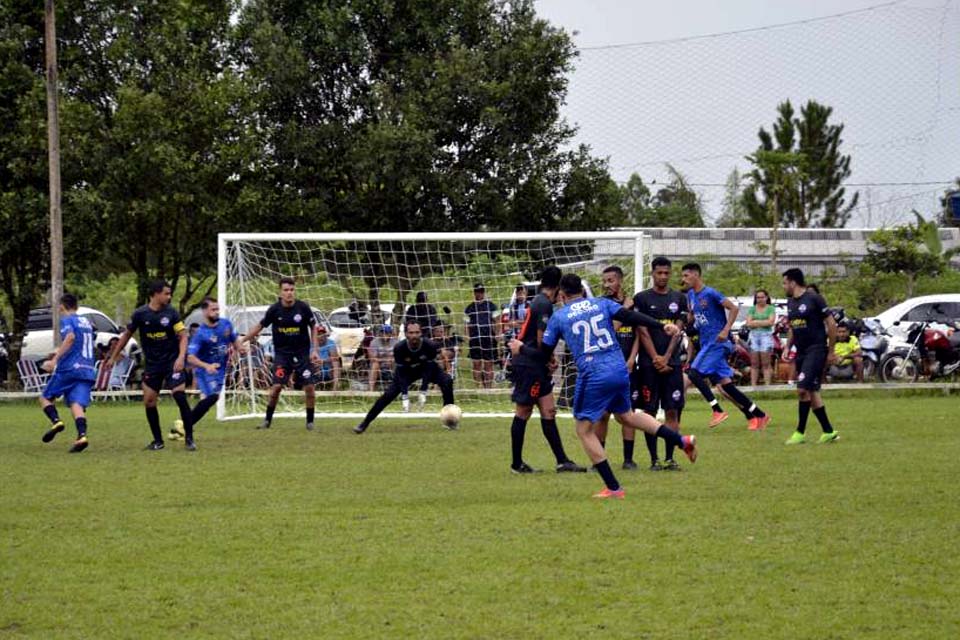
1, 394, 958, 639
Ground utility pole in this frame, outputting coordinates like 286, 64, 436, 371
45, 0, 63, 343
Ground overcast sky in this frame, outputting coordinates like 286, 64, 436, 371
534, 0, 959, 226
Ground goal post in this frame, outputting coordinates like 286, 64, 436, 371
216, 232, 648, 421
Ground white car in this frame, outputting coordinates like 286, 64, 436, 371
728, 296, 788, 335
865, 294, 960, 337
20, 306, 140, 363
327, 302, 408, 368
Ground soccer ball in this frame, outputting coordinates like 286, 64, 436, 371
439, 404, 462, 429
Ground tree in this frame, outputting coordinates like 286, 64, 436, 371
864, 213, 956, 297
716, 168, 754, 227
743, 100, 858, 228
619, 165, 705, 227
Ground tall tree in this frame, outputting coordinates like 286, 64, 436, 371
716, 168, 754, 227
743, 100, 858, 228
619, 166, 705, 227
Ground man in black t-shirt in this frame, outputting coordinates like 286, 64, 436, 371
353, 322, 455, 434
242, 277, 320, 431
782, 268, 840, 445
594, 265, 640, 470
508, 266, 585, 474
110, 279, 195, 450
633, 257, 689, 470
464, 283, 499, 388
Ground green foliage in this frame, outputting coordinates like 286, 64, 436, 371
1, 397, 958, 638
716, 168, 751, 227
619, 165, 705, 227
743, 100, 858, 228
865, 215, 949, 297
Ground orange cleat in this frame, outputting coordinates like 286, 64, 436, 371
592, 487, 626, 499
708, 411, 729, 428
682, 435, 698, 463
755, 415, 771, 430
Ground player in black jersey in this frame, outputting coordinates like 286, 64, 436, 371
594, 265, 640, 469
508, 266, 585, 473
781, 269, 840, 445
241, 277, 320, 431
633, 257, 689, 470
110, 279, 194, 450
353, 321, 455, 434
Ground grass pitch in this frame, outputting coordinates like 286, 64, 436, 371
1, 394, 958, 639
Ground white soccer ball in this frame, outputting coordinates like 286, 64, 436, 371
440, 404, 462, 429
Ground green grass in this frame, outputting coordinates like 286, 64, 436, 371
1, 395, 958, 639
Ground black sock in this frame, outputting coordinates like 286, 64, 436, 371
306, 407, 315, 424
689, 370, 722, 412
656, 424, 684, 449
721, 383, 765, 417
172, 391, 194, 440
665, 430, 677, 461
813, 406, 834, 433
43, 405, 60, 424
265, 403, 276, 424
540, 418, 569, 465
623, 437, 636, 463
511, 416, 528, 468
190, 395, 219, 425
593, 459, 621, 491
797, 400, 811, 434
643, 431, 658, 463
146, 406, 162, 443
75, 417, 87, 438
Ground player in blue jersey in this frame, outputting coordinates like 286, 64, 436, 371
172, 297, 244, 445
681, 263, 770, 430
39, 294, 97, 453
510, 274, 698, 499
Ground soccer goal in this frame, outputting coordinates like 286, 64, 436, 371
216, 232, 649, 421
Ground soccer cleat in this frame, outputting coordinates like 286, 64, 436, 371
256, 420, 271, 430
169, 419, 185, 440
42, 421, 65, 443
747, 417, 760, 431
648, 460, 663, 471
592, 487, 626, 499
681, 435, 698, 463
785, 431, 806, 445
556, 460, 587, 473
401, 396, 410, 413
663, 459, 681, 471
69, 437, 88, 453
305, 422, 315, 431
622, 460, 639, 471
144, 441, 165, 451
510, 462, 541, 474
818, 431, 840, 444
708, 411, 729, 428
352, 423, 367, 435
185, 439, 197, 451
417, 392, 427, 411
755, 415, 771, 431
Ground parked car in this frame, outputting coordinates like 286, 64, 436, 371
328, 302, 408, 368
866, 295, 960, 337
20, 306, 140, 364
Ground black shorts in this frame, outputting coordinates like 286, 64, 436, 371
469, 337, 497, 361
142, 365, 186, 392
795, 348, 827, 391
273, 351, 315, 386
511, 363, 554, 405
633, 364, 685, 413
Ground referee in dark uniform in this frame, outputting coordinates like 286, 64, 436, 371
782, 268, 840, 445
508, 266, 585, 474
110, 279, 194, 450
242, 277, 321, 431
353, 322, 454, 434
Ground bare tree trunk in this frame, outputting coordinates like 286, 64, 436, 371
45, 0, 63, 343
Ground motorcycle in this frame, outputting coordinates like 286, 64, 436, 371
878, 319, 960, 382
856, 318, 889, 381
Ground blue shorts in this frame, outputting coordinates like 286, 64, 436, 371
195, 368, 226, 398
43, 374, 93, 408
692, 340, 735, 382
748, 331, 774, 353
573, 370, 632, 423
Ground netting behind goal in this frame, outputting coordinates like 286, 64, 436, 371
217, 232, 646, 420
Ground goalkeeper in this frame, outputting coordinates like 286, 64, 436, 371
353, 322, 455, 434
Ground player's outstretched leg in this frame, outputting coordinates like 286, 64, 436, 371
718, 380, 769, 430
40, 399, 65, 443
574, 419, 624, 499
616, 410, 697, 464
68, 402, 89, 453
354, 381, 404, 434
190, 394, 219, 426
687, 369, 729, 428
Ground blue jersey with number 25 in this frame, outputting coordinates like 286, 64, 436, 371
543, 297, 625, 375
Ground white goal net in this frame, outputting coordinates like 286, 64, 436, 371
216, 232, 647, 421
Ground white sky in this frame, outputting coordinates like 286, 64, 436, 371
534, 0, 959, 226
